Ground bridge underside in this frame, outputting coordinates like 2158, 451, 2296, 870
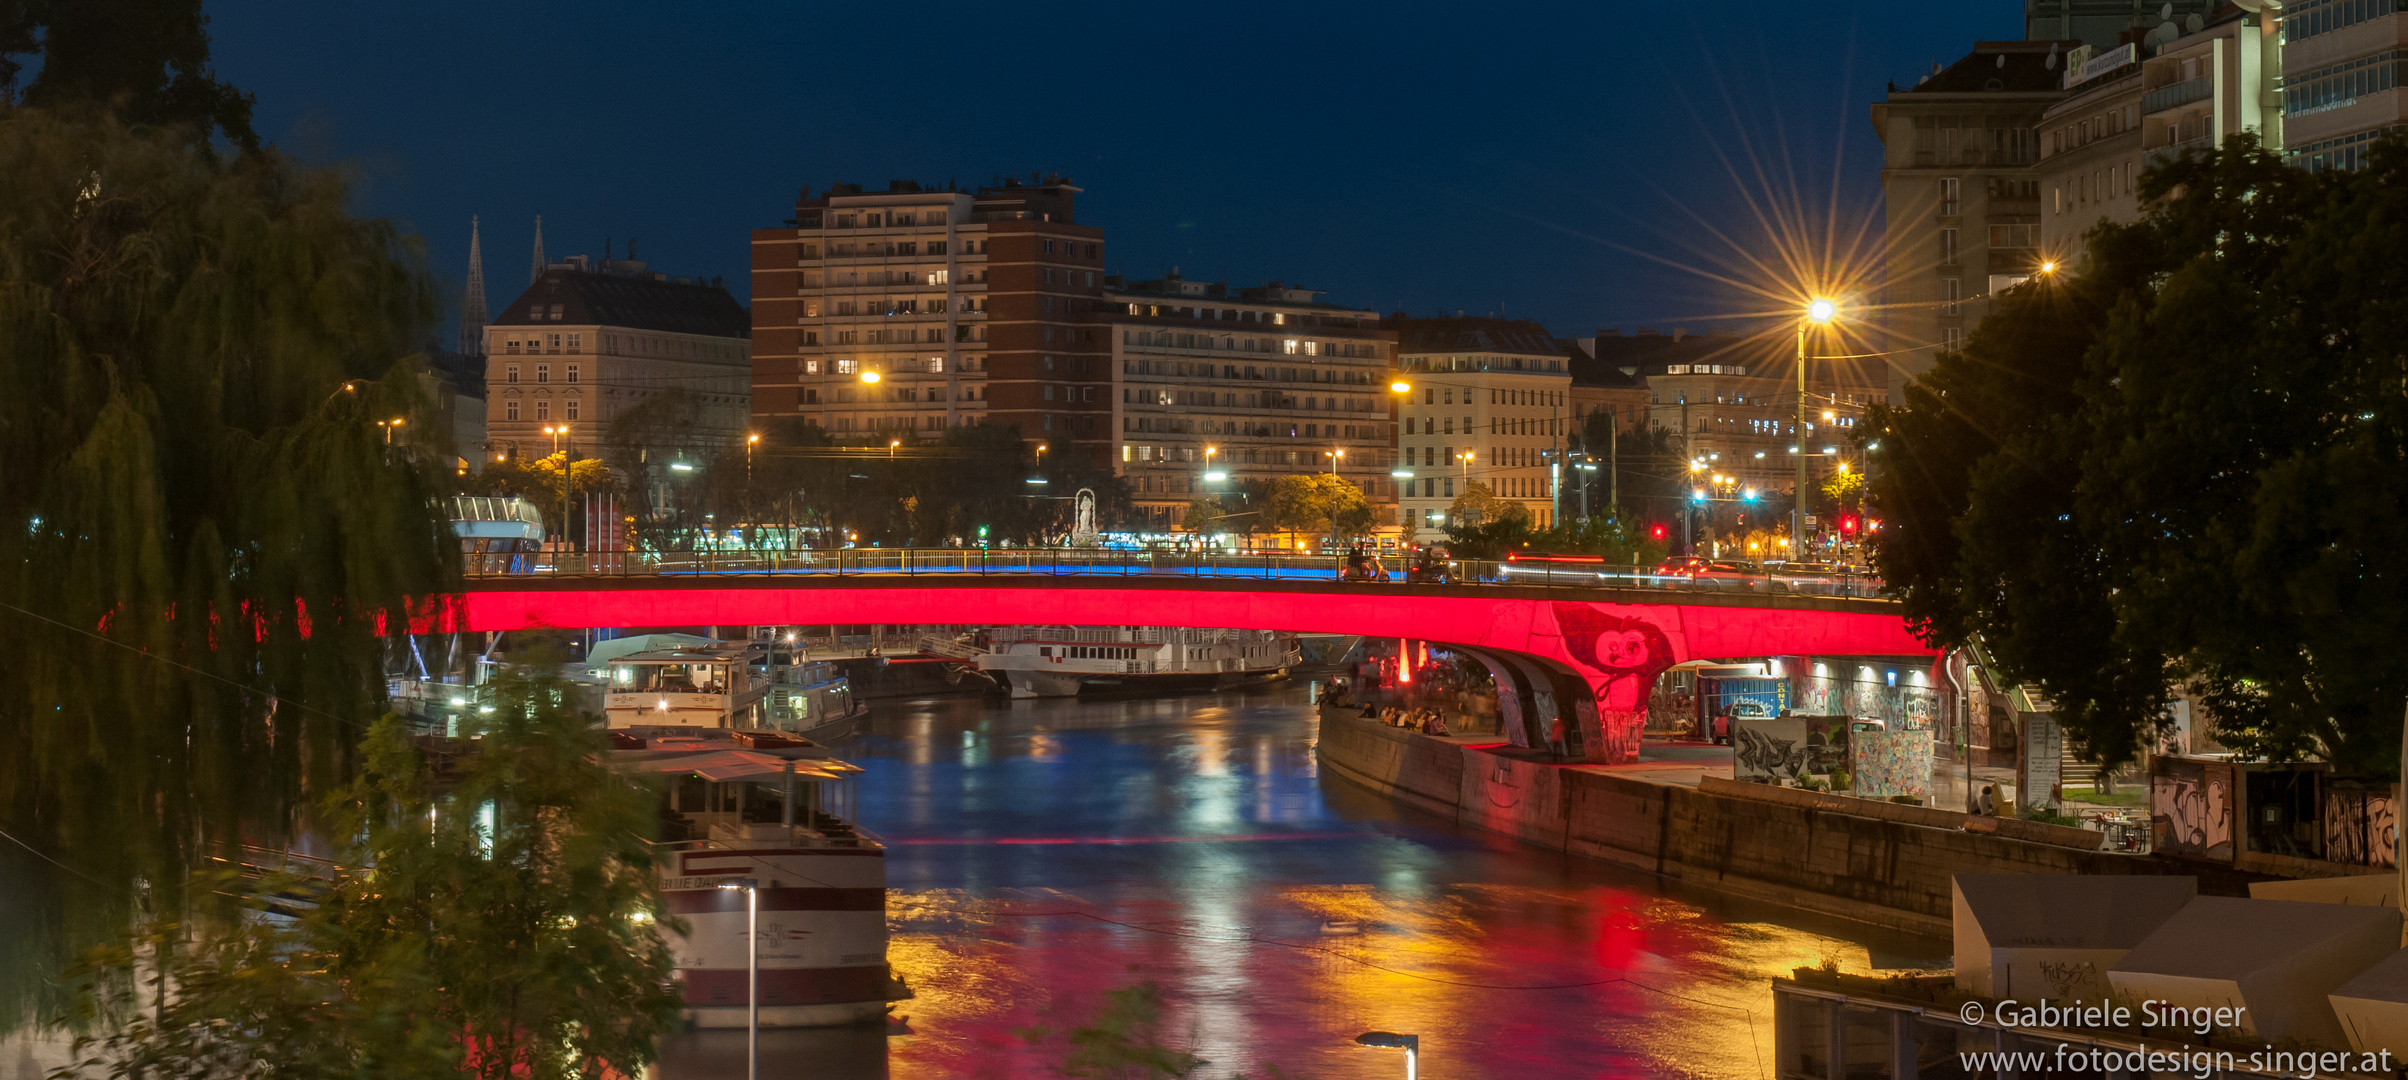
454, 577, 1934, 764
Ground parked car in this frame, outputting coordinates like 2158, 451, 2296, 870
1710, 699, 1773, 744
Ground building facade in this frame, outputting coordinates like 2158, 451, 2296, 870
1385, 316, 1576, 541
749, 176, 1115, 464
483, 258, 751, 461
2026, 0, 2226, 51
2038, 48, 2146, 257
2279, 0, 2401, 172
1101, 273, 1397, 531
1596, 327, 1884, 539
1871, 41, 2065, 391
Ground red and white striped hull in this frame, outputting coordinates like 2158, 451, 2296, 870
661, 844, 903, 1028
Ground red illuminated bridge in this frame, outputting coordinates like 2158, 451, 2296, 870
450, 550, 1932, 764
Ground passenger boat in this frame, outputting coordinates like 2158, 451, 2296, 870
612, 729, 907, 1028
946, 626, 1300, 699
591, 633, 865, 738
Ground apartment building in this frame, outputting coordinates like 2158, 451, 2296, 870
2037, 45, 2146, 257
1871, 42, 2066, 390
1101, 272, 1397, 530
749, 176, 1114, 463
2026, 0, 2226, 50
483, 258, 751, 459
1384, 316, 1575, 541
2280, 0, 2404, 172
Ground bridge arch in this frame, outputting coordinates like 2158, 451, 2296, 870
454, 577, 1933, 764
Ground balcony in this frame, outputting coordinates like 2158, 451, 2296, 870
2147, 134, 2217, 166
2144, 75, 2214, 115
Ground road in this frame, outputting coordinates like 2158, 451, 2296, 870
655, 681, 1948, 1079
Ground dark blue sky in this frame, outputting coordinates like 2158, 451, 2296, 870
208, 1, 2022, 343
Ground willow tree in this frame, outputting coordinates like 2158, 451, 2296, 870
0, 109, 456, 992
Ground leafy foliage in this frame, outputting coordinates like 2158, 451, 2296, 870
0, 108, 455, 1003
49, 665, 681, 1079
1266, 473, 1374, 541
1869, 134, 2408, 774
0, 0, 258, 150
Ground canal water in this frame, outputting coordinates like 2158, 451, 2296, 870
656, 681, 1949, 1080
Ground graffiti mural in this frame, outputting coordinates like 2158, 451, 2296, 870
2151, 759, 2235, 861
2036, 959, 2105, 1001
1550, 604, 1678, 765
1850, 729, 1934, 798
1732, 718, 1811, 783
2324, 787, 2397, 869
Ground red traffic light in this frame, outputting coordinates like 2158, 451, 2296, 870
1648, 523, 1667, 540
1839, 515, 1859, 534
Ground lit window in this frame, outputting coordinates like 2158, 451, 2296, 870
836, 358, 859, 374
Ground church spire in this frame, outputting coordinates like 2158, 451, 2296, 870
459, 216, 489, 357
530, 213, 546, 284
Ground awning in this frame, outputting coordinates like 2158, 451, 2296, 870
614, 750, 846, 783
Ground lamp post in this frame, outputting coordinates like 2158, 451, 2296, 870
889, 438, 901, 460
1795, 298, 1837, 562
1353, 1031, 1419, 1079
1324, 448, 1344, 475
542, 424, 573, 550
716, 877, 761, 1080
377, 417, 405, 445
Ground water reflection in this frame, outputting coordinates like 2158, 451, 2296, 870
657, 682, 1946, 1079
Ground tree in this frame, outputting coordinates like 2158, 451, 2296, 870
1866, 133, 2408, 774
1442, 482, 1533, 558
49, 663, 683, 1079
470, 452, 619, 544
1266, 473, 1373, 542
0, 108, 455, 1012
1180, 496, 1226, 535
1, 0, 259, 151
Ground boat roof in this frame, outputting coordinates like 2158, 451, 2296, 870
610, 748, 859, 783
606, 647, 754, 665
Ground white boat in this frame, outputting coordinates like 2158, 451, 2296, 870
613, 730, 907, 1028
595, 637, 772, 729
947, 626, 1301, 699
756, 633, 867, 742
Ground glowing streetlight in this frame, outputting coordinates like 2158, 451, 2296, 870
1389, 379, 1412, 394
1324, 448, 1345, 474
888, 438, 902, 459
377, 417, 406, 445
2039, 260, 2059, 275
1796, 298, 1840, 558
859, 369, 881, 384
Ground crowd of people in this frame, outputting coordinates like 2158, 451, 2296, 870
1363, 704, 1451, 735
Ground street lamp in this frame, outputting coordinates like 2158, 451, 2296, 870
543, 425, 573, 550
1796, 298, 1838, 561
377, 417, 405, 445
716, 877, 762, 1080
1324, 448, 1345, 474
859, 369, 881, 384
889, 438, 901, 460
1353, 1031, 1419, 1079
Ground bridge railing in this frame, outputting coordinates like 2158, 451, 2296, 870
462, 549, 1891, 600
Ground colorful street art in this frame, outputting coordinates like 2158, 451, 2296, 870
2151, 758, 2235, 861
1850, 729, 1933, 799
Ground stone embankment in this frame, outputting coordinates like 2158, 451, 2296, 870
1314, 707, 2261, 937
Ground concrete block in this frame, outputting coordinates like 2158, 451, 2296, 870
1953, 874, 2197, 1001
2110, 896, 2400, 1047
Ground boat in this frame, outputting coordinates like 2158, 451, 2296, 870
593, 636, 773, 729
612, 729, 907, 1028
756, 631, 868, 742
941, 626, 1301, 699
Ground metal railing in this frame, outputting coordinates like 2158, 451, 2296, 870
461, 549, 1893, 601
2144, 74, 2214, 114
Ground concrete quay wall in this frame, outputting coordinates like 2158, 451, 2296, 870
1314, 710, 2256, 938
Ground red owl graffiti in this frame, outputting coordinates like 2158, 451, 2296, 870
1551, 603, 1675, 677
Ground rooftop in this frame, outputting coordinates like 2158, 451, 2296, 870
494, 262, 750, 339
1381, 314, 1561, 357
1891, 40, 2082, 96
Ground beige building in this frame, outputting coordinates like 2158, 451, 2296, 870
2038, 46, 2145, 258
1105, 273, 1397, 532
2277, 0, 2400, 172
1871, 41, 2064, 392
483, 258, 751, 461
1385, 316, 1575, 541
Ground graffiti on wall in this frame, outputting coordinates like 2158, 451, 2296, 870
2151, 759, 2234, 861
1550, 603, 1678, 765
1733, 718, 1811, 783
1850, 729, 1934, 798
2324, 787, 2397, 869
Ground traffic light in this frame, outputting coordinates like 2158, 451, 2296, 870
1649, 523, 1667, 541
1839, 515, 1859, 535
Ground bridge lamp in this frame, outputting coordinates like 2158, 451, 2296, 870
1805, 297, 1837, 325
859, 369, 881, 384
1388, 379, 1412, 394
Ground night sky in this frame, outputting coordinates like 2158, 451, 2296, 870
204, 1, 2023, 345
